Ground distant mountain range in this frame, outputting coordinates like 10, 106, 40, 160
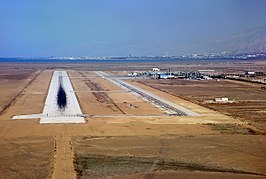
179, 24, 266, 55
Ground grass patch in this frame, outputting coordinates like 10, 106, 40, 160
74, 154, 259, 178
205, 123, 261, 135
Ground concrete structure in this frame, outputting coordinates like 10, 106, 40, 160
13, 71, 85, 123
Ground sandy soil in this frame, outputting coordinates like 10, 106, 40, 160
0, 69, 55, 178
0, 68, 39, 114
73, 135, 266, 179
69, 71, 163, 116
0, 136, 54, 179
70, 71, 266, 178
0, 64, 265, 179
137, 78, 266, 131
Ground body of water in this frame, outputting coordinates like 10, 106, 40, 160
0, 58, 238, 63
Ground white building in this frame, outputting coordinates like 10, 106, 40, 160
214, 98, 229, 102
152, 68, 160, 72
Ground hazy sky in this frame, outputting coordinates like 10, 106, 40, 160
1, 0, 266, 57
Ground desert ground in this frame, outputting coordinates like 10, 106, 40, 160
138, 78, 266, 131
0, 60, 266, 179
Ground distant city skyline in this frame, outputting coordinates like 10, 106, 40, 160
1, 0, 266, 57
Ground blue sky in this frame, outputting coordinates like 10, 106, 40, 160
1, 0, 266, 57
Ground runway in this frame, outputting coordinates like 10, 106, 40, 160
41, 71, 85, 123
13, 71, 85, 123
